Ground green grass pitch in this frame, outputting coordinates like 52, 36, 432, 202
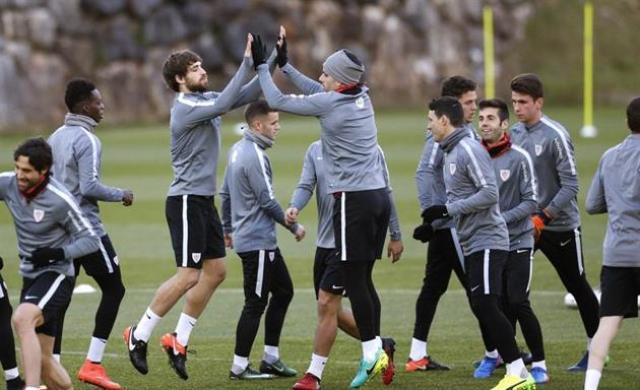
0, 107, 638, 389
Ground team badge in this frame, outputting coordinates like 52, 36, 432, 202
33, 209, 45, 222
113, 256, 119, 265
355, 97, 365, 109
500, 169, 511, 181
269, 252, 275, 262
535, 144, 543, 156
192, 253, 201, 263
449, 163, 456, 175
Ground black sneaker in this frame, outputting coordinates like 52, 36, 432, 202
230, 364, 275, 380
6, 377, 25, 390
160, 332, 188, 380
123, 325, 148, 374
260, 359, 297, 377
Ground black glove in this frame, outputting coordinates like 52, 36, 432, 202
421, 205, 449, 223
413, 223, 434, 243
275, 34, 288, 68
30, 247, 65, 268
0, 255, 3, 270
250, 33, 267, 70
534, 210, 552, 224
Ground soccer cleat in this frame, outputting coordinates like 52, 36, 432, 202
229, 364, 275, 380
160, 332, 189, 380
381, 337, 396, 385
490, 374, 536, 390
405, 356, 451, 372
530, 367, 549, 384
474, 356, 499, 378
259, 359, 298, 377
6, 377, 25, 390
77, 359, 122, 390
567, 350, 589, 372
474, 350, 530, 368
292, 372, 321, 389
349, 348, 389, 389
123, 325, 148, 375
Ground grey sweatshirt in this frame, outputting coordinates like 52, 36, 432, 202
48, 113, 123, 237
219, 131, 298, 253
439, 128, 510, 255
257, 63, 386, 193
0, 173, 100, 278
510, 115, 580, 230
289, 140, 401, 249
586, 133, 640, 267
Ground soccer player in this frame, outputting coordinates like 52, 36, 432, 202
252, 31, 393, 388
288, 140, 403, 390
48, 78, 132, 390
443, 75, 479, 134
478, 99, 548, 383
1, 138, 100, 390
583, 97, 640, 390
422, 97, 534, 390
510, 73, 599, 371
0, 256, 25, 390
220, 100, 304, 380
124, 35, 271, 380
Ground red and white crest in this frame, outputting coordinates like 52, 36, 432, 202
33, 209, 45, 222
269, 252, 275, 262
192, 253, 201, 263
500, 169, 511, 181
535, 144, 543, 156
449, 163, 456, 175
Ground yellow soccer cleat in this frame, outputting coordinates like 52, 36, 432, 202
490, 374, 536, 390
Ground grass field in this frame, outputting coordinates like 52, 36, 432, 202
0, 107, 637, 389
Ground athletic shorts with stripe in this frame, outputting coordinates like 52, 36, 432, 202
332, 188, 390, 263
0, 272, 8, 301
20, 271, 74, 336
600, 266, 640, 318
166, 195, 226, 268
503, 248, 533, 304
313, 247, 345, 298
73, 234, 120, 276
237, 248, 293, 301
465, 249, 508, 297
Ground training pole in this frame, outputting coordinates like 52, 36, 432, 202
580, 0, 597, 138
483, 5, 495, 99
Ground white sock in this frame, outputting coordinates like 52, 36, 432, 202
584, 368, 602, 390
307, 353, 328, 380
25, 387, 40, 390
409, 338, 427, 361
134, 308, 162, 342
485, 349, 499, 359
362, 339, 378, 361
175, 312, 197, 346
86, 337, 107, 363
375, 336, 382, 349
532, 360, 547, 371
506, 358, 527, 379
4, 367, 19, 380
263, 345, 279, 363
232, 355, 249, 374
53, 353, 61, 363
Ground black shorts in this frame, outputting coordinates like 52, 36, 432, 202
503, 248, 533, 304
0, 272, 8, 301
237, 248, 293, 300
166, 195, 226, 268
465, 249, 508, 297
313, 247, 345, 298
600, 266, 640, 318
332, 189, 390, 263
74, 235, 120, 276
20, 272, 74, 336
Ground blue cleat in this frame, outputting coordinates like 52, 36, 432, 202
349, 349, 389, 389
530, 367, 549, 384
474, 356, 499, 379
567, 351, 588, 372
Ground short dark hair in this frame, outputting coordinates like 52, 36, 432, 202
429, 96, 464, 127
162, 50, 202, 92
510, 73, 544, 100
627, 97, 640, 133
479, 98, 510, 122
441, 76, 476, 98
244, 100, 277, 125
65, 78, 96, 112
14, 137, 53, 172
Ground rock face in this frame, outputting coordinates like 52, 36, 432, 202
0, 0, 533, 133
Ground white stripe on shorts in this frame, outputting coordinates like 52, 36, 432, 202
38, 274, 66, 309
450, 228, 465, 272
182, 195, 189, 267
340, 193, 347, 261
99, 240, 114, 274
574, 228, 583, 275
526, 249, 533, 293
256, 250, 265, 297
483, 249, 490, 295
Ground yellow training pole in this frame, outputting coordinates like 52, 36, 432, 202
581, 0, 597, 138
483, 5, 495, 99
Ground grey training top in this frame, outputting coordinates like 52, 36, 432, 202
48, 113, 123, 237
490, 145, 537, 250
586, 133, 640, 267
219, 131, 298, 253
289, 140, 401, 249
439, 128, 510, 255
257, 62, 386, 193
0, 173, 100, 278
510, 115, 580, 231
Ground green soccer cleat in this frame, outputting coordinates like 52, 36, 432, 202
229, 364, 275, 380
349, 348, 389, 389
490, 374, 536, 390
259, 359, 298, 377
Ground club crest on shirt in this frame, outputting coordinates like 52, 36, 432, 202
449, 163, 456, 175
269, 252, 275, 262
113, 256, 119, 265
192, 253, 201, 263
500, 169, 511, 181
355, 97, 365, 109
535, 144, 543, 156
33, 209, 45, 222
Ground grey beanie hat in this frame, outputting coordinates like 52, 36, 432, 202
322, 49, 365, 85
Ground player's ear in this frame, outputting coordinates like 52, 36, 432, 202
175, 74, 185, 86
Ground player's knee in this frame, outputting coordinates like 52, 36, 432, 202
470, 295, 497, 319
243, 300, 267, 317
317, 292, 339, 316
11, 305, 37, 332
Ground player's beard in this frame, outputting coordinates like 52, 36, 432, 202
187, 78, 208, 93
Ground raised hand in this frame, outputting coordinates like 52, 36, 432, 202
276, 25, 288, 68
250, 33, 267, 69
